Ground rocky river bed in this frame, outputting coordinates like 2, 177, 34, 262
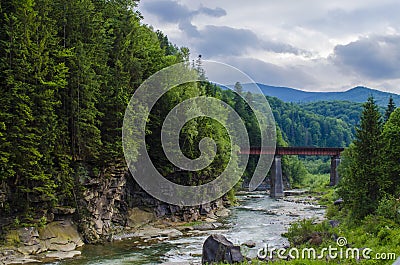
28, 191, 325, 265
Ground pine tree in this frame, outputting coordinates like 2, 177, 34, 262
97, 0, 167, 165
384, 96, 396, 123
380, 108, 400, 196
61, 0, 104, 162
234, 81, 243, 95
338, 96, 382, 219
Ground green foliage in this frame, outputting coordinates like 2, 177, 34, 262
284, 158, 308, 187
38, 216, 47, 228
301, 158, 330, 175
301, 100, 364, 134
379, 108, 400, 196
300, 174, 330, 191
320, 99, 400, 264
376, 195, 400, 224
337, 97, 383, 219
0, 0, 68, 213
280, 214, 400, 265
283, 219, 332, 246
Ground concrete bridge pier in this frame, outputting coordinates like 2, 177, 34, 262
270, 155, 284, 198
329, 155, 341, 186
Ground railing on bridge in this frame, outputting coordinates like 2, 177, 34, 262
240, 146, 344, 156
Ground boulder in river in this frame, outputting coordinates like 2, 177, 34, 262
215, 208, 230, 218
242, 240, 256, 248
202, 234, 244, 264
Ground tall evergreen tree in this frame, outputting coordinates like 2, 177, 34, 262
384, 95, 396, 123
234, 81, 243, 95
338, 96, 382, 219
97, 0, 169, 165
380, 108, 400, 196
61, 0, 105, 162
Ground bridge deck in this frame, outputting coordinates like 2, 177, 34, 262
240, 146, 344, 156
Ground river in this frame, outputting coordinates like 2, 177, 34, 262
48, 191, 325, 265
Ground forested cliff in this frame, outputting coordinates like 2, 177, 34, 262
0, 0, 188, 224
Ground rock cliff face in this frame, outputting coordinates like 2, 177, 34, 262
78, 163, 129, 243
77, 163, 228, 243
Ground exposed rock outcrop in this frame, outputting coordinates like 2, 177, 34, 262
39, 220, 84, 252
76, 162, 230, 243
78, 163, 129, 243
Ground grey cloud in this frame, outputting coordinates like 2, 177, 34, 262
195, 25, 310, 57
142, 0, 226, 24
223, 57, 317, 89
332, 35, 400, 79
260, 40, 311, 56
304, 3, 400, 36
142, 0, 191, 23
196, 26, 260, 56
142, 1, 308, 58
179, 20, 199, 37
195, 6, 227, 17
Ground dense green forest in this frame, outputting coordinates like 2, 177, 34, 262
337, 97, 400, 219
300, 101, 363, 133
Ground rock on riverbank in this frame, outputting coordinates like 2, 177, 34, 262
1, 220, 83, 264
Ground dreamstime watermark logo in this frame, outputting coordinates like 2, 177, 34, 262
122, 61, 276, 206
257, 237, 396, 261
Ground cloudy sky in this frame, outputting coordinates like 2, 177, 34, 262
137, 0, 400, 93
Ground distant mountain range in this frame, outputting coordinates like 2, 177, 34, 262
242, 84, 400, 107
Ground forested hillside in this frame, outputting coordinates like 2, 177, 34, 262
300, 101, 363, 132
267, 97, 354, 147
0, 0, 192, 220
253, 83, 400, 106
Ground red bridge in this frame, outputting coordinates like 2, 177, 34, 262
239, 146, 345, 197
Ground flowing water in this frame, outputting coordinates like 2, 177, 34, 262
48, 192, 325, 265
